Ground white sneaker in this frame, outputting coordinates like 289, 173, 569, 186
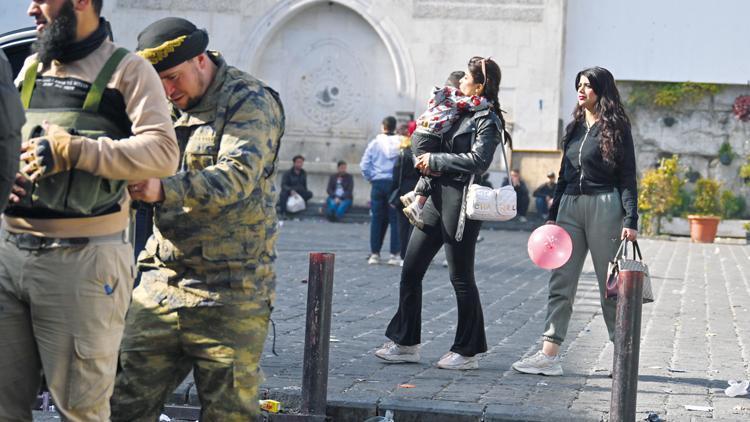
403, 201, 424, 229
367, 254, 380, 265
374, 341, 420, 363
511, 350, 563, 376
400, 191, 417, 207
437, 352, 478, 370
386, 254, 402, 266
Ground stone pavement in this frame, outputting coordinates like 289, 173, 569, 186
246, 220, 750, 421
31, 219, 750, 421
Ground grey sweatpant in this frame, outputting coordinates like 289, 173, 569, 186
543, 191, 624, 345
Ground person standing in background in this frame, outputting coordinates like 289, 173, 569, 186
390, 122, 420, 262
360, 116, 401, 265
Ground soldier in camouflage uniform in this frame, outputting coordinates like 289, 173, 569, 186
110, 18, 284, 421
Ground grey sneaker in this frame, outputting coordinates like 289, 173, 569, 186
367, 253, 381, 265
403, 201, 424, 229
400, 191, 417, 207
511, 350, 563, 376
437, 352, 478, 370
374, 341, 420, 363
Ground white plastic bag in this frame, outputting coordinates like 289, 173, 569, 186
286, 193, 306, 213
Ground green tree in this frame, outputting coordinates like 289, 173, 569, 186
638, 155, 684, 235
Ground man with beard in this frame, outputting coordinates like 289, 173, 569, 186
0, 1, 179, 420
110, 18, 284, 421
0, 50, 24, 213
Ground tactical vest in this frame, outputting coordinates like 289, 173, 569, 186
7, 48, 131, 218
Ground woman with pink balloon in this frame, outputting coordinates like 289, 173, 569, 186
513, 67, 638, 376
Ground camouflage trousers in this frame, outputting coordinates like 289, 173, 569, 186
110, 267, 273, 421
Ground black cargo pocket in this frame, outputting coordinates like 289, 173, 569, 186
66, 333, 120, 410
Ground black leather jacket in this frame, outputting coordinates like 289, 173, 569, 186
423, 106, 505, 185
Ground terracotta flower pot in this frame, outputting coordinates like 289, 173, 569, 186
687, 215, 721, 243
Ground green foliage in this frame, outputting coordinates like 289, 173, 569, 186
744, 222, 750, 232
673, 187, 694, 217
740, 159, 750, 183
692, 178, 722, 216
627, 81, 723, 109
720, 190, 746, 219
638, 155, 684, 234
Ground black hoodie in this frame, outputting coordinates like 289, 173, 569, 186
548, 121, 638, 230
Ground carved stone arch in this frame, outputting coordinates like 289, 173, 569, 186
238, 0, 415, 103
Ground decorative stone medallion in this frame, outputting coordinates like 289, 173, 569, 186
288, 38, 367, 128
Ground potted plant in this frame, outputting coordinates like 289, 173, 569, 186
718, 141, 735, 166
638, 155, 683, 235
687, 178, 722, 243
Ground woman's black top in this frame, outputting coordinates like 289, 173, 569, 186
548, 121, 638, 229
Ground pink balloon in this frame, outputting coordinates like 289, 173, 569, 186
527, 224, 573, 270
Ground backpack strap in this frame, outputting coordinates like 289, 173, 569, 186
82, 48, 129, 112
20, 60, 39, 109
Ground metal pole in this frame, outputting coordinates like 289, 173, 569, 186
301, 252, 335, 416
609, 269, 644, 422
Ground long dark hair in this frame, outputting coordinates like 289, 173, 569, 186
467, 56, 512, 148
563, 66, 630, 165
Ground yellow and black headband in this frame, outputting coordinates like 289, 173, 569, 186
136, 17, 209, 72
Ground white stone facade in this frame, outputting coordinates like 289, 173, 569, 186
96, 0, 566, 204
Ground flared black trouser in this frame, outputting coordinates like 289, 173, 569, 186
385, 179, 487, 356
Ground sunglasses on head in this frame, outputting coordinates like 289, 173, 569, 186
480, 56, 493, 84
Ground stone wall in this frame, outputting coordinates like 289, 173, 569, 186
100, 0, 565, 205
620, 82, 750, 213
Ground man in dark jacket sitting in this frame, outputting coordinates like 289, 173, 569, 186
279, 155, 313, 215
533, 171, 557, 219
325, 160, 354, 221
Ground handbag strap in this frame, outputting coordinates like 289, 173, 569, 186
631, 240, 643, 261
618, 239, 644, 261
498, 129, 512, 183
456, 174, 470, 242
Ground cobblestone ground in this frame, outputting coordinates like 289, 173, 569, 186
259, 220, 750, 421
31, 219, 750, 421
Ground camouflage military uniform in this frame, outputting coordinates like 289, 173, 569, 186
111, 52, 284, 421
